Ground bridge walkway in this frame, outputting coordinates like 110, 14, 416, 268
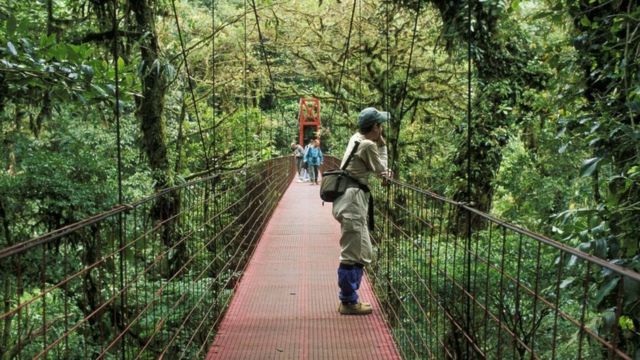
207, 179, 400, 359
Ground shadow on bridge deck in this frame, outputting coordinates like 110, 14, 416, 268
207, 179, 400, 359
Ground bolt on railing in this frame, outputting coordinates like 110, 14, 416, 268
0, 157, 295, 359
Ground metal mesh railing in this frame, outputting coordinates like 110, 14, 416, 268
0, 156, 295, 359
366, 177, 640, 360
324, 154, 640, 359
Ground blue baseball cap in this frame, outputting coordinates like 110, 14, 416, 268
358, 107, 389, 130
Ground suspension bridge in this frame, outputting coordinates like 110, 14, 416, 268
1, 156, 639, 359
1, 0, 639, 358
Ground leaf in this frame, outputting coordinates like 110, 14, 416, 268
593, 277, 619, 307
19, 38, 32, 51
623, 277, 640, 306
580, 157, 601, 177
577, 242, 591, 252
7, 41, 17, 56
532, 11, 553, 21
7, 15, 17, 37
91, 84, 109, 98
81, 64, 94, 77
560, 277, 575, 289
619, 315, 634, 331
591, 222, 605, 233
594, 238, 607, 258
558, 143, 568, 154
65, 44, 80, 61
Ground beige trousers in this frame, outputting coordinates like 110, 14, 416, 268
332, 187, 372, 265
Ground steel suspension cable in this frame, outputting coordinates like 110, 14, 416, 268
384, 0, 391, 304
250, 0, 282, 155
244, 0, 249, 167
247, 0, 276, 93
466, 4, 474, 207
170, 0, 212, 170
209, 0, 218, 339
167, 4, 215, 340
112, 4, 122, 205
328, 0, 358, 133
358, 0, 362, 111
111, 1, 126, 358
392, 1, 421, 174
211, 0, 218, 303
465, 0, 474, 356
211, 0, 216, 159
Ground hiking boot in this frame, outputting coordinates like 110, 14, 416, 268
338, 302, 372, 315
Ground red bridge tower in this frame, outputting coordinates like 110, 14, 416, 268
298, 98, 320, 145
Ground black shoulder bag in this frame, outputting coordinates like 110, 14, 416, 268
319, 142, 361, 202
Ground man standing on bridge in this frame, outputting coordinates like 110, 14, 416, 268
333, 107, 392, 315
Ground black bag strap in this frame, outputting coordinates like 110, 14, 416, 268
336, 141, 375, 230
340, 141, 360, 171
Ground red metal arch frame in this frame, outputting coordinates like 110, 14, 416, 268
298, 97, 321, 145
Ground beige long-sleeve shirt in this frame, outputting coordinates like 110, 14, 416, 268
340, 133, 387, 186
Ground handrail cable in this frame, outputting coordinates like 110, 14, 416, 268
193, 165, 294, 358
165, 178, 278, 358
170, 0, 212, 169
25, 157, 294, 358
140, 180, 273, 358
57, 169, 279, 358
327, 0, 358, 133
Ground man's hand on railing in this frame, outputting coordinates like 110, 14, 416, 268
379, 169, 393, 178
379, 169, 393, 186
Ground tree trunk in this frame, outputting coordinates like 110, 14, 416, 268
130, 0, 185, 275
130, 0, 170, 189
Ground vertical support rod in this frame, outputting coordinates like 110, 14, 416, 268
464, 0, 474, 356
112, 0, 126, 357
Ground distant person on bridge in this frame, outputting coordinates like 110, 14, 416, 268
291, 142, 305, 181
333, 107, 392, 315
304, 139, 323, 185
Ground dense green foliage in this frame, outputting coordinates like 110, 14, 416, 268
0, 0, 638, 357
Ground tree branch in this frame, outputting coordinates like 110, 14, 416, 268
71, 30, 141, 45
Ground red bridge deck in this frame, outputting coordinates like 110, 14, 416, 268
207, 180, 401, 359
